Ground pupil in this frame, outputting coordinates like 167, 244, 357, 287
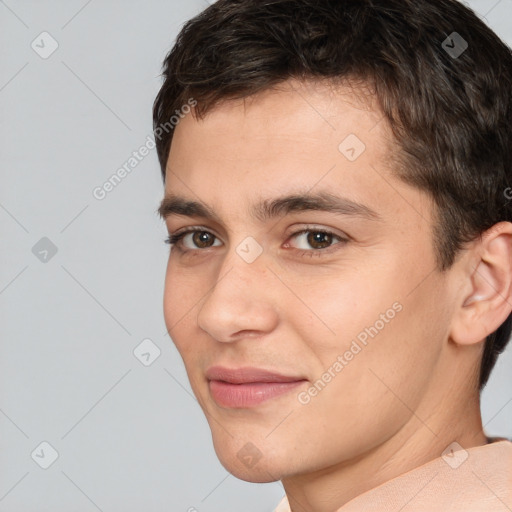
194, 231, 212, 247
308, 232, 331, 249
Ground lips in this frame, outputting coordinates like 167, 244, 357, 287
206, 366, 307, 408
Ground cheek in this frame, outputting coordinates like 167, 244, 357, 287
163, 272, 208, 397
163, 264, 179, 336
163, 253, 203, 315
282, 263, 398, 355
163, 261, 201, 354
283, 290, 444, 467
291, 259, 447, 404
331, 274, 449, 413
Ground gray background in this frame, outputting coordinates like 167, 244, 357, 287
1, 1, 511, 511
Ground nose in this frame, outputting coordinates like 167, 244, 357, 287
196, 248, 279, 343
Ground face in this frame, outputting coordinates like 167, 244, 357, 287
160, 79, 457, 483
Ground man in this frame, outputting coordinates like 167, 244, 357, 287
153, 0, 512, 510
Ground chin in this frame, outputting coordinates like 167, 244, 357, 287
211, 436, 287, 483
217, 453, 283, 483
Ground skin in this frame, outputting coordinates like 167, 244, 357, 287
159, 78, 512, 512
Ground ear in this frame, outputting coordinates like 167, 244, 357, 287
450, 222, 512, 346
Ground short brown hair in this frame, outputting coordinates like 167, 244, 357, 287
153, 0, 512, 388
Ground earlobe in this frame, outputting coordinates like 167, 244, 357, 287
450, 222, 512, 346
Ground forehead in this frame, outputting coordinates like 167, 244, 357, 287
170, 79, 385, 160
164, 79, 430, 228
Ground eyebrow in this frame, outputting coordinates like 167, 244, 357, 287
157, 191, 381, 223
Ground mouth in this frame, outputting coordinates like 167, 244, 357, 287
206, 366, 308, 408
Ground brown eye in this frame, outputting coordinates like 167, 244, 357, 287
165, 229, 221, 250
306, 231, 334, 249
288, 229, 345, 252
191, 231, 216, 248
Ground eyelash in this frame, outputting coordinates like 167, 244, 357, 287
164, 226, 348, 258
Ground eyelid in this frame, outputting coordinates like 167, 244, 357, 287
166, 225, 220, 247
169, 225, 217, 238
284, 224, 349, 242
282, 225, 349, 256
166, 224, 349, 255
167, 224, 347, 242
